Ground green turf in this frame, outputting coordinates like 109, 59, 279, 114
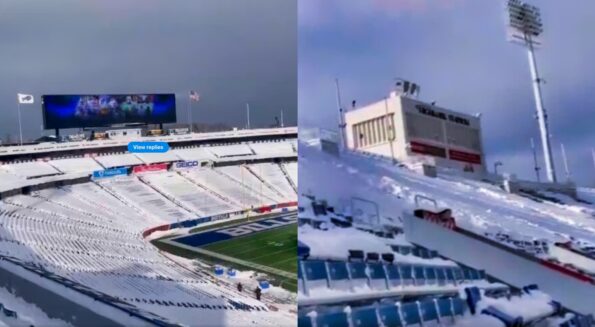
202, 224, 297, 274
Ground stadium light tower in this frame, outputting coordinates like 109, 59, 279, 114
506, 0, 557, 183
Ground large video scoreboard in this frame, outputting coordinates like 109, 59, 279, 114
42, 93, 177, 129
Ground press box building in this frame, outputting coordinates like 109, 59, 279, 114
344, 91, 486, 173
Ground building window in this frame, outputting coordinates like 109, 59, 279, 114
352, 114, 394, 148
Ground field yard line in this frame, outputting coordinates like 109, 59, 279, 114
273, 256, 298, 266
162, 238, 296, 280
208, 227, 295, 255
249, 246, 297, 262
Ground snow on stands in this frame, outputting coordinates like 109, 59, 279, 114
249, 141, 295, 158
97, 174, 195, 223
133, 150, 181, 164
181, 168, 272, 208
0, 187, 293, 326
297, 140, 590, 326
48, 157, 103, 174
173, 147, 217, 162
249, 162, 297, 201
299, 140, 595, 248
0, 286, 71, 327
139, 171, 239, 216
208, 144, 254, 158
1, 161, 60, 179
283, 162, 298, 188
217, 165, 284, 203
93, 152, 144, 168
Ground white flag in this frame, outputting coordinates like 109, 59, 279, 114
189, 90, 200, 102
17, 93, 34, 104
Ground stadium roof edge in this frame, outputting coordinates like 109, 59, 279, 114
0, 127, 297, 158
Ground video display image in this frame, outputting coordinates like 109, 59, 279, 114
43, 94, 176, 129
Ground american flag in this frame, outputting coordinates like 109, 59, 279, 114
189, 90, 200, 102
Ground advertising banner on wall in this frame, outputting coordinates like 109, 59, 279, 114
132, 163, 168, 174
173, 160, 200, 170
92, 167, 129, 180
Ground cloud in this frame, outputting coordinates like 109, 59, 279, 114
0, 0, 297, 141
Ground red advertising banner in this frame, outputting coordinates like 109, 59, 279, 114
448, 149, 482, 164
410, 141, 447, 158
132, 162, 168, 174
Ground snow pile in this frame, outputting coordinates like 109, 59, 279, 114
299, 141, 595, 250
477, 291, 554, 322
298, 225, 455, 266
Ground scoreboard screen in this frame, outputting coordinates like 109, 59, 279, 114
42, 93, 176, 129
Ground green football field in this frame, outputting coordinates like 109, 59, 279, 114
202, 224, 297, 274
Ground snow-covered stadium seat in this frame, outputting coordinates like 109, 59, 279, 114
48, 157, 103, 173
93, 153, 143, 168
2, 161, 60, 178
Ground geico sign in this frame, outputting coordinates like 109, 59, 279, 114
175, 161, 199, 169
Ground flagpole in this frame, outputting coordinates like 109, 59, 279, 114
17, 99, 23, 145
187, 92, 193, 133
246, 103, 251, 129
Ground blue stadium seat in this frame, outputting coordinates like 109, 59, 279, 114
327, 261, 351, 291
378, 304, 403, 327
444, 267, 456, 285
348, 261, 369, 289
451, 297, 466, 316
435, 267, 447, 286
303, 260, 328, 291
424, 266, 437, 285
400, 302, 422, 326
413, 266, 426, 286
298, 261, 305, 293
298, 315, 313, 327
386, 264, 402, 288
399, 265, 414, 286
393, 245, 411, 256
452, 267, 464, 283
316, 311, 349, 327
469, 269, 480, 280
350, 306, 379, 327
419, 299, 439, 323
367, 263, 388, 290
436, 298, 454, 322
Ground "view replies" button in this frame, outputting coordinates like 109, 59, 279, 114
128, 141, 170, 153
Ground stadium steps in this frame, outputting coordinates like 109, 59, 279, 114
279, 163, 298, 193
212, 167, 279, 204
243, 164, 289, 200
177, 171, 243, 207
137, 175, 199, 215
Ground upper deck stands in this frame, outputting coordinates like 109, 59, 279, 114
48, 157, 103, 174
93, 153, 144, 168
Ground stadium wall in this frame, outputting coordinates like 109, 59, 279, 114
142, 201, 298, 238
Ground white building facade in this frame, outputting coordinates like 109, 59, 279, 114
344, 92, 486, 173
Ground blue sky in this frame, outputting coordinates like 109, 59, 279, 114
299, 0, 595, 186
